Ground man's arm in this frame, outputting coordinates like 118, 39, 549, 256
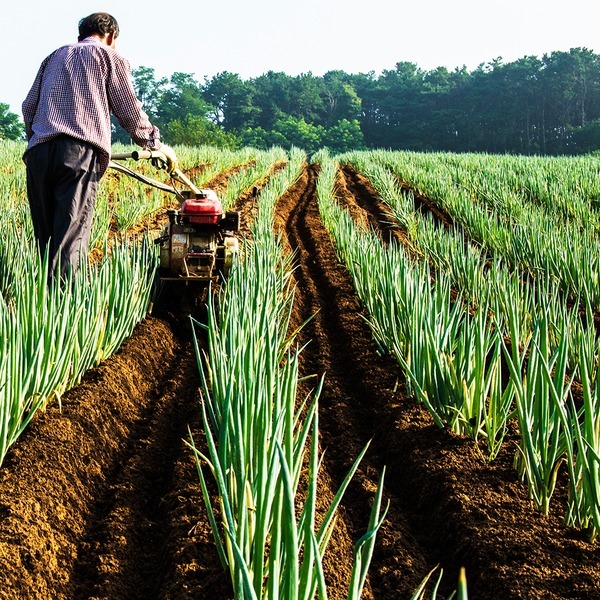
22, 61, 47, 140
106, 53, 161, 149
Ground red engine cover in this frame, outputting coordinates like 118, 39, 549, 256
181, 190, 223, 225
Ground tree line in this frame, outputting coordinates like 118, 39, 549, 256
2, 47, 599, 155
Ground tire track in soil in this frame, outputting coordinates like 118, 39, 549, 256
274, 164, 434, 599
74, 307, 233, 600
338, 165, 399, 243
339, 164, 452, 245
70, 339, 211, 599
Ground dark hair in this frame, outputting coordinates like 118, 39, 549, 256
78, 13, 119, 41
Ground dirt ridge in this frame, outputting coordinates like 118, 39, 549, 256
0, 317, 229, 599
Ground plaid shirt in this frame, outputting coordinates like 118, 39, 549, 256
22, 37, 160, 172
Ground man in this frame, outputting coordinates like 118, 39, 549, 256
22, 12, 178, 280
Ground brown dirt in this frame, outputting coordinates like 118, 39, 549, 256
0, 163, 599, 599
0, 312, 231, 599
273, 164, 600, 599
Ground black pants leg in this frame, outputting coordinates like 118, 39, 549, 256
26, 136, 102, 281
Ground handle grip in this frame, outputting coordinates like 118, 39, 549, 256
109, 150, 201, 195
110, 150, 166, 161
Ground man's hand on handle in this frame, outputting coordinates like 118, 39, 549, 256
152, 145, 179, 174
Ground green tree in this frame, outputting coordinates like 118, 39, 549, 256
240, 126, 291, 150
128, 69, 240, 148
569, 117, 600, 153
203, 72, 258, 131
346, 71, 378, 146
249, 71, 292, 129
240, 126, 270, 149
418, 66, 469, 151
241, 116, 325, 153
112, 48, 600, 155
465, 58, 513, 153
273, 115, 325, 154
114, 67, 166, 144
156, 72, 212, 131
498, 56, 544, 154
541, 48, 600, 153
322, 71, 363, 125
0, 104, 24, 140
323, 119, 365, 153
167, 114, 239, 148
133, 66, 166, 119
367, 62, 426, 149
288, 73, 326, 123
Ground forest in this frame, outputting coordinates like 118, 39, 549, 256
2, 47, 599, 155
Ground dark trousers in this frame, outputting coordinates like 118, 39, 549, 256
25, 136, 103, 281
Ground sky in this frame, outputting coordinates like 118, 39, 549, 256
2, 0, 598, 117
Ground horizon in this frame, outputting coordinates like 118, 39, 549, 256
2, 0, 598, 117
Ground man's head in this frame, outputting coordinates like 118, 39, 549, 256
78, 13, 119, 43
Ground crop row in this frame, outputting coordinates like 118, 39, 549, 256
316, 148, 600, 542
190, 147, 387, 598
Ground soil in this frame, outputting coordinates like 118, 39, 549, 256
0, 164, 599, 599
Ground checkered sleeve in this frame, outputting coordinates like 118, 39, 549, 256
22, 56, 51, 132
107, 54, 161, 149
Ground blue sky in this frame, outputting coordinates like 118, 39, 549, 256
2, 0, 598, 116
